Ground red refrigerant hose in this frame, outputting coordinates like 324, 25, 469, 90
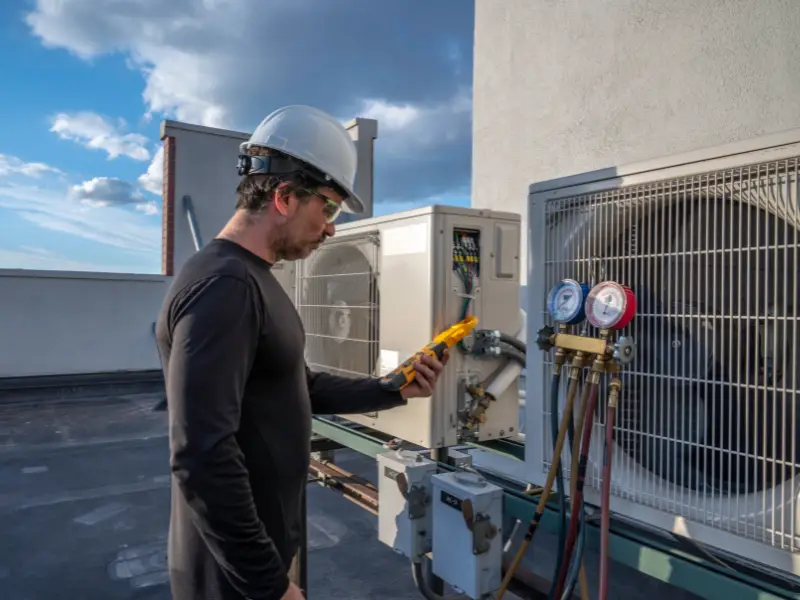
552, 374, 600, 599
598, 377, 621, 600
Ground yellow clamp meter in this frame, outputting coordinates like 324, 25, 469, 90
379, 315, 479, 392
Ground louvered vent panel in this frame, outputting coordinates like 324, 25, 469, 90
297, 232, 381, 381
537, 158, 799, 550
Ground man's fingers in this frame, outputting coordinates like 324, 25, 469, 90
419, 353, 446, 373
415, 361, 436, 381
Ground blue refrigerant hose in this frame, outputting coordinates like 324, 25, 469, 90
548, 373, 568, 600
555, 396, 586, 600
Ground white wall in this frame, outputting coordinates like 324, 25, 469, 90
472, 0, 800, 286
1, 116, 378, 380
164, 120, 252, 275
0, 270, 167, 378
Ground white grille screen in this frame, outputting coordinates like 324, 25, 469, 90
297, 232, 380, 381
537, 157, 799, 551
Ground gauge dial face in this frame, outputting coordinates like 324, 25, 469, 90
547, 279, 585, 324
586, 282, 627, 329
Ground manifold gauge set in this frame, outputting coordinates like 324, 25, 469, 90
544, 278, 637, 364
547, 278, 636, 331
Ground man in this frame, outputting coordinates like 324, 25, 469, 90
155, 105, 448, 600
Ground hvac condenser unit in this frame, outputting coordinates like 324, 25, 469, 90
526, 130, 800, 579
296, 205, 523, 448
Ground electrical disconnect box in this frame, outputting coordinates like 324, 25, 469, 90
431, 471, 504, 599
377, 450, 438, 560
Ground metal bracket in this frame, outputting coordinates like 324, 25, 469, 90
183, 194, 204, 251
395, 473, 429, 520
460, 499, 498, 555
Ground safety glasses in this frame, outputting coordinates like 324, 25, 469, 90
302, 188, 342, 223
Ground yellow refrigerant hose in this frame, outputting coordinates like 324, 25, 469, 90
496, 351, 588, 600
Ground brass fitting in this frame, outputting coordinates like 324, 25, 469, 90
552, 324, 571, 375
568, 350, 588, 381
608, 378, 622, 409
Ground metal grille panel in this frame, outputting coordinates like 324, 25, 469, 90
536, 157, 800, 551
297, 232, 380, 381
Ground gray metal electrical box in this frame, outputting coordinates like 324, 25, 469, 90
431, 471, 504, 598
377, 450, 438, 560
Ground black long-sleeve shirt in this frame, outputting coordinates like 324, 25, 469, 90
155, 238, 406, 600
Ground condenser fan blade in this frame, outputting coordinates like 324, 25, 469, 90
616, 193, 800, 496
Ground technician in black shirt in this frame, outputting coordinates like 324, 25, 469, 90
155, 105, 448, 600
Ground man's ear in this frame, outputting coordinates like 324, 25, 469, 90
273, 182, 293, 217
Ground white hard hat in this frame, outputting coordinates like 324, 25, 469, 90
239, 105, 364, 214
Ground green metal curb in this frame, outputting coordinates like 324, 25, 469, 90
311, 417, 799, 600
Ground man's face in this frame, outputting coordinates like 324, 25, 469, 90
276, 184, 343, 261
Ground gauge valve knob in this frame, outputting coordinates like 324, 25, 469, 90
536, 325, 556, 352
614, 336, 636, 365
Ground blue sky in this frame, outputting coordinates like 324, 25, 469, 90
0, 1, 473, 273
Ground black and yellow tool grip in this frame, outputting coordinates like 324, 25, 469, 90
379, 341, 448, 392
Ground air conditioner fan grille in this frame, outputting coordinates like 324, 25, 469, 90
537, 157, 799, 551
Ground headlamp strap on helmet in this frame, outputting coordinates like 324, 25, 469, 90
236, 151, 347, 199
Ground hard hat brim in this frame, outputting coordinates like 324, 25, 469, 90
340, 188, 365, 214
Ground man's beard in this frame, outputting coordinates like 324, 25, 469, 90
274, 231, 329, 262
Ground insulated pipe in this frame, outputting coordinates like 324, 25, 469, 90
485, 309, 527, 400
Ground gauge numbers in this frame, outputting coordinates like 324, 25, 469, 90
586, 281, 636, 330
547, 279, 589, 325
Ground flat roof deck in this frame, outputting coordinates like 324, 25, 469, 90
0, 384, 700, 599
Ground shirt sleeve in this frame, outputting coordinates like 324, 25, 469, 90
166, 275, 290, 600
305, 365, 407, 415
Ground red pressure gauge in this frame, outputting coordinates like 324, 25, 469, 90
585, 281, 636, 330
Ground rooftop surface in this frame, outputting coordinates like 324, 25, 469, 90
0, 385, 700, 599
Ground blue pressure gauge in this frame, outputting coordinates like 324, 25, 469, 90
547, 279, 590, 325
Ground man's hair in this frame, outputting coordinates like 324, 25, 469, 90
235, 147, 317, 212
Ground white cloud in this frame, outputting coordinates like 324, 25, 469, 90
135, 201, 159, 215
68, 176, 143, 207
138, 145, 163, 196
49, 111, 151, 161
25, 0, 475, 204
0, 245, 138, 273
0, 153, 63, 178
0, 182, 160, 255
67, 176, 161, 216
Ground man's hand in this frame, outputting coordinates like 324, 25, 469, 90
400, 350, 450, 399
281, 582, 305, 600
